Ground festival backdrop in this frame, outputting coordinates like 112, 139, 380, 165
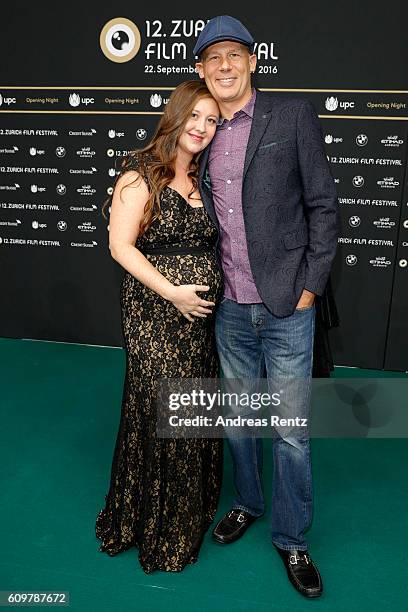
0, 2, 407, 370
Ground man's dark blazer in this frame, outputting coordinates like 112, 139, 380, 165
199, 90, 340, 318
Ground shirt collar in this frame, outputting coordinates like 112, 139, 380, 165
218, 88, 256, 126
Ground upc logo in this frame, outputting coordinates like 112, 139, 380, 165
150, 94, 162, 108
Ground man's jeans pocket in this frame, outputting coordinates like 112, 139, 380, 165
295, 303, 315, 312
219, 297, 230, 305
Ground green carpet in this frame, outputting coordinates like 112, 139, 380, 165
1, 337, 407, 611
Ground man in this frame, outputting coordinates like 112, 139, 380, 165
194, 16, 339, 599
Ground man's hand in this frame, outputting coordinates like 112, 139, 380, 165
295, 289, 315, 310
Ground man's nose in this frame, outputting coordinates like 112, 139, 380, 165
219, 56, 232, 70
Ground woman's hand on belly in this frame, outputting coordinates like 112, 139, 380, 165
166, 284, 215, 323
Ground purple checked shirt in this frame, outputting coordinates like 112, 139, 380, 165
208, 89, 262, 303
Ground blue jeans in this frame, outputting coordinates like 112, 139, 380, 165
215, 298, 315, 551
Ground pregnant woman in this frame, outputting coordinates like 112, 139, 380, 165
95, 81, 223, 573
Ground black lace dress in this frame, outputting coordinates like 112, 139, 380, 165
95, 177, 223, 573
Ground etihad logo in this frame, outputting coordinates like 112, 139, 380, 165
377, 177, 399, 189
373, 217, 395, 229
77, 184, 96, 196
381, 135, 404, 147
68, 93, 95, 107
76, 147, 96, 158
369, 256, 391, 268
78, 222, 97, 232
325, 96, 355, 112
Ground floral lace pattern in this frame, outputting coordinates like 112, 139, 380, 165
95, 171, 223, 573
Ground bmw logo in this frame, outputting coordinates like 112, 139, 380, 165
349, 216, 361, 227
356, 134, 368, 147
352, 176, 364, 188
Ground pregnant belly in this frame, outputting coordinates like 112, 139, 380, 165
124, 253, 222, 307
150, 253, 222, 301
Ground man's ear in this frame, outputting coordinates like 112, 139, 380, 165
195, 62, 204, 79
249, 54, 257, 73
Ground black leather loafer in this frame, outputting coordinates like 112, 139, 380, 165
212, 509, 258, 544
274, 545, 323, 598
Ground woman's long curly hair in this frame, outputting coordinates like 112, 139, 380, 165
102, 80, 217, 236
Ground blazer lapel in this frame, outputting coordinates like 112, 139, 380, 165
199, 145, 210, 183
243, 91, 274, 178
198, 145, 218, 227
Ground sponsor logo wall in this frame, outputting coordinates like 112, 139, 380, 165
0, 10, 407, 369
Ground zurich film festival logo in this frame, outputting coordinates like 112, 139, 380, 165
100, 18, 141, 63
